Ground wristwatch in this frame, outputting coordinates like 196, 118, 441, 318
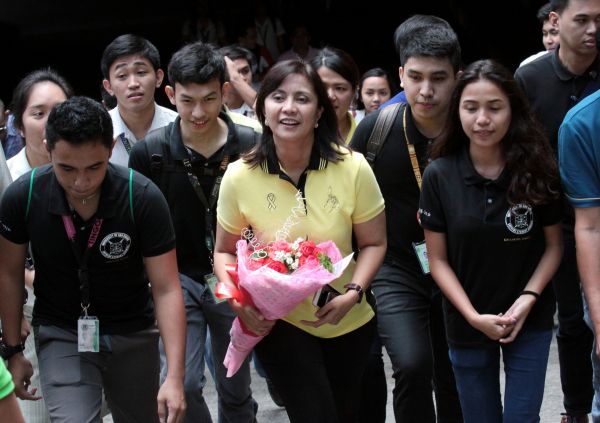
344, 283, 364, 303
0, 341, 25, 360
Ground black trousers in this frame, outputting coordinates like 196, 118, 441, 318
254, 318, 375, 423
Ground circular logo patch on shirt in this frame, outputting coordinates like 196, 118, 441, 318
99, 232, 132, 259
505, 203, 534, 235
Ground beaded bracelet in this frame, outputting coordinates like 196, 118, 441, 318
520, 290, 540, 299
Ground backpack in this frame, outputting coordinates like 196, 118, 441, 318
364, 102, 402, 169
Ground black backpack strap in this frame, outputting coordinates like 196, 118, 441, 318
365, 102, 402, 168
143, 126, 173, 193
235, 124, 260, 155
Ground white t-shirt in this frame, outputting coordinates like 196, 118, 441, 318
519, 50, 550, 68
109, 103, 178, 167
7, 147, 31, 180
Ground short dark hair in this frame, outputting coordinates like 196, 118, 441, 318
394, 15, 461, 72
310, 47, 360, 89
168, 41, 226, 87
10, 67, 74, 132
219, 44, 254, 65
537, 2, 554, 23
550, 0, 568, 14
100, 34, 161, 79
245, 60, 345, 167
45, 96, 113, 151
219, 44, 256, 81
431, 59, 559, 205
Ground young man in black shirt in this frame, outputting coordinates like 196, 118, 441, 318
350, 15, 463, 423
514, 1, 600, 421
129, 41, 259, 423
0, 96, 186, 422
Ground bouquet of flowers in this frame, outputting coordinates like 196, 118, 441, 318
215, 194, 353, 377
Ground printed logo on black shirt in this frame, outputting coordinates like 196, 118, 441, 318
100, 232, 132, 259
505, 203, 533, 235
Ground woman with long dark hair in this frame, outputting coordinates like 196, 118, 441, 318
214, 59, 386, 422
419, 59, 563, 422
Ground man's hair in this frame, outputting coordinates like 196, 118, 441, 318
537, 2, 554, 23
219, 45, 256, 81
45, 96, 113, 151
219, 45, 254, 65
550, 0, 569, 14
100, 34, 161, 79
168, 41, 226, 87
394, 14, 461, 72
11, 67, 74, 132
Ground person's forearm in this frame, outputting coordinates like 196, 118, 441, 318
230, 80, 257, 111
213, 251, 237, 289
0, 275, 25, 345
576, 226, 600, 334
0, 242, 27, 345
0, 394, 26, 423
430, 258, 479, 324
154, 288, 186, 381
523, 224, 563, 294
351, 243, 386, 290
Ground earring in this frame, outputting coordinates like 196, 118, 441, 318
314, 121, 319, 128
265, 118, 270, 127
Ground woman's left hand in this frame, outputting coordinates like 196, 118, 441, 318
498, 294, 537, 344
300, 291, 359, 327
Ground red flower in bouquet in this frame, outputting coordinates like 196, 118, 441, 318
247, 237, 334, 274
298, 239, 317, 257
266, 260, 288, 274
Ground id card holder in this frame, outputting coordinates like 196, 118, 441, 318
205, 273, 226, 304
412, 241, 430, 275
78, 316, 100, 352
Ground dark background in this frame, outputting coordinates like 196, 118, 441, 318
1, 0, 547, 108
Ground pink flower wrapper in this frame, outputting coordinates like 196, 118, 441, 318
221, 239, 354, 377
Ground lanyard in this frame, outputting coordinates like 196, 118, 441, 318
402, 106, 423, 190
181, 151, 230, 264
119, 134, 133, 154
62, 215, 103, 313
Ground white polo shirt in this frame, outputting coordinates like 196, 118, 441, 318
109, 103, 178, 167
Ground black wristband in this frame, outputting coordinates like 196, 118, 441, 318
520, 290, 540, 299
0, 341, 25, 360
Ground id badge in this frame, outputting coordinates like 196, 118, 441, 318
78, 316, 100, 352
412, 241, 430, 275
205, 273, 226, 304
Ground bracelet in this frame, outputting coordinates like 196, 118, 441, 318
343, 283, 364, 303
520, 290, 540, 299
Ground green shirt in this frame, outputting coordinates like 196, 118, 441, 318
0, 360, 15, 400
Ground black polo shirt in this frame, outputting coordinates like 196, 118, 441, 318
418, 148, 562, 347
350, 104, 432, 280
514, 46, 600, 153
0, 164, 175, 335
129, 112, 254, 283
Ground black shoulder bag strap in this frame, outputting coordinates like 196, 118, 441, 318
365, 102, 402, 168
235, 124, 260, 154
